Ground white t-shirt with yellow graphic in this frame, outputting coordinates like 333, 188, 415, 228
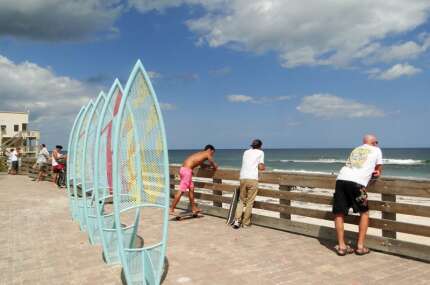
337, 144, 383, 187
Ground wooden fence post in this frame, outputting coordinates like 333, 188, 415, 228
279, 185, 292, 220
213, 178, 223, 208
381, 194, 397, 239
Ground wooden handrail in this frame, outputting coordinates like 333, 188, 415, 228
169, 165, 430, 262
17, 159, 430, 262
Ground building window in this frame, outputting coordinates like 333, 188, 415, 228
14, 124, 19, 132
1, 125, 5, 135
22, 123, 27, 131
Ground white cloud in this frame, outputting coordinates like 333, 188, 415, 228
227, 94, 253, 103
160, 103, 176, 110
276, 96, 291, 101
0, 55, 95, 126
132, 0, 430, 69
227, 94, 291, 103
209, 66, 232, 76
0, 0, 123, 41
147, 71, 162, 79
297, 94, 384, 118
370, 63, 422, 80
364, 35, 430, 64
130, 0, 224, 13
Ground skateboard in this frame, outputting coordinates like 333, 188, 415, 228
226, 187, 240, 225
170, 211, 203, 221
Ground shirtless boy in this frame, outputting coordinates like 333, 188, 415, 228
170, 145, 218, 214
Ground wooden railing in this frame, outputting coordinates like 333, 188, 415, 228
169, 165, 430, 262
17, 158, 430, 262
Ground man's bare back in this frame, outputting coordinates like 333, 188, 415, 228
170, 145, 217, 214
183, 150, 217, 170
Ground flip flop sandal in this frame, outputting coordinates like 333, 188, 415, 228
355, 247, 370, 255
335, 245, 354, 256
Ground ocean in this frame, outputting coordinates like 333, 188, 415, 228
169, 148, 430, 180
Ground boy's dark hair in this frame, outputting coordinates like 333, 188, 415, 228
41, 144, 46, 147
10, 148, 14, 151
251, 139, 263, 149
204, 144, 215, 151
56, 145, 63, 150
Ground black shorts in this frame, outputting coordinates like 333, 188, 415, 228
332, 180, 369, 215
12, 161, 19, 171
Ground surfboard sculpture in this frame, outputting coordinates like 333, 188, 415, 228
82, 92, 106, 244
112, 60, 169, 284
93, 79, 129, 264
73, 100, 94, 231
66, 106, 86, 220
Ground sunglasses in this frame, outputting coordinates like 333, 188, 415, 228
372, 141, 379, 145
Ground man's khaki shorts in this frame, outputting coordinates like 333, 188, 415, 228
38, 162, 48, 172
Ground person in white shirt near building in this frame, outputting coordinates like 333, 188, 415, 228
35, 144, 50, 182
8, 148, 19, 175
333, 134, 383, 256
232, 139, 265, 229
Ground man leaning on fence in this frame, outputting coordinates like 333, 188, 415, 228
232, 139, 265, 229
332, 134, 383, 256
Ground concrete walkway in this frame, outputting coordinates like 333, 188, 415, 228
0, 174, 429, 285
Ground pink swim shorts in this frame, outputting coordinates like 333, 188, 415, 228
179, 167, 194, 192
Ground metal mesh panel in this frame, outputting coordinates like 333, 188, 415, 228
74, 101, 94, 227
118, 71, 167, 208
67, 108, 84, 181
66, 106, 85, 219
95, 83, 124, 264
123, 246, 162, 285
76, 104, 93, 188
98, 86, 122, 198
114, 61, 169, 285
84, 95, 105, 193
83, 93, 106, 244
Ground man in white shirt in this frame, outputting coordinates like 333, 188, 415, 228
8, 148, 19, 175
35, 144, 50, 182
333, 134, 383, 256
233, 139, 265, 229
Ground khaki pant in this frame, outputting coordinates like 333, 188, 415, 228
234, 179, 258, 226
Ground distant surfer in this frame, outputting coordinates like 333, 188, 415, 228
170, 145, 218, 214
332, 134, 383, 256
232, 139, 265, 229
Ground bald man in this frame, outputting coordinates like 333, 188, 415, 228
332, 134, 383, 256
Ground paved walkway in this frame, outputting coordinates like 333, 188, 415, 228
0, 174, 429, 285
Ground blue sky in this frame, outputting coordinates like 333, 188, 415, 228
0, 1, 429, 149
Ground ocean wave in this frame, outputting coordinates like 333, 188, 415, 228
382, 159, 426, 165
279, 159, 345, 164
273, 169, 334, 175
275, 158, 427, 165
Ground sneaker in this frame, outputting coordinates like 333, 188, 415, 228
232, 220, 240, 229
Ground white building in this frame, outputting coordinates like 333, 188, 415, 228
0, 111, 40, 156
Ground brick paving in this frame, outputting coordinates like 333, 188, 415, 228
1, 173, 429, 285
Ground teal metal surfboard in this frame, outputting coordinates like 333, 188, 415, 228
73, 100, 94, 231
93, 79, 129, 264
82, 91, 106, 244
66, 106, 86, 220
112, 60, 169, 285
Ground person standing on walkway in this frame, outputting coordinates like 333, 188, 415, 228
333, 134, 383, 256
8, 148, 19, 175
232, 139, 265, 229
51, 145, 64, 184
170, 145, 218, 215
35, 144, 49, 182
